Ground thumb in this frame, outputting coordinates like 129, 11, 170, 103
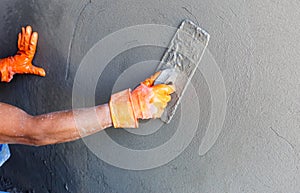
28, 65, 46, 77
142, 71, 161, 86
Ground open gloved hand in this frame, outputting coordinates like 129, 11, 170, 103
109, 71, 175, 128
0, 26, 45, 82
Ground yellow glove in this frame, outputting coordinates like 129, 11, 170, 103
109, 72, 175, 128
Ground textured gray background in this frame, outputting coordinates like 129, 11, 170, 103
0, 0, 300, 192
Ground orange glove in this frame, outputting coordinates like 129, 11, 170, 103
109, 72, 175, 128
0, 26, 45, 82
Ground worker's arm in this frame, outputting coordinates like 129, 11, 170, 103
0, 103, 112, 146
0, 72, 174, 146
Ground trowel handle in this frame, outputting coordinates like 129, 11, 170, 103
153, 68, 178, 86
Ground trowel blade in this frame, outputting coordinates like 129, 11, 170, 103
155, 20, 210, 123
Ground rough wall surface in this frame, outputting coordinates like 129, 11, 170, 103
0, 0, 300, 192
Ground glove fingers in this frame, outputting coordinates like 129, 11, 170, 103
158, 94, 171, 103
19, 27, 26, 51
29, 32, 38, 56
18, 33, 22, 50
24, 26, 32, 51
28, 65, 46, 77
151, 94, 171, 105
22, 27, 26, 44
153, 84, 175, 95
142, 71, 161, 86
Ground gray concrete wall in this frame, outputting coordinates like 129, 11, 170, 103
0, 0, 299, 192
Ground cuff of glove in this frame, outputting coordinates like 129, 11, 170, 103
0, 58, 13, 82
109, 89, 138, 128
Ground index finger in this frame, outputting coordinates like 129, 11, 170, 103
153, 84, 175, 95
29, 32, 38, 52
142, 71, 161, 86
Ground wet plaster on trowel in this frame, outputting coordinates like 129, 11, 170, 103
0, 0, 300, 192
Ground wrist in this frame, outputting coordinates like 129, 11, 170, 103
131, 89, 143, 119
109, 89, 138, 128
0, 57, 14, 82
96, 104, 113, 128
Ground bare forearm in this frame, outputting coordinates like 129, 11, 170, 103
0, 103, 112, 146
30, 104, 112, 145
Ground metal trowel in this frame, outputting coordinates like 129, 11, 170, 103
154, 20, 210, 123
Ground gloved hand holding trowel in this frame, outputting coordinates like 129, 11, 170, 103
0, 26, 174, 147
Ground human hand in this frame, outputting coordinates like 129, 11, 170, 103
131, 71, 175, 119
109, 72, 175, 128
0, 26, 45, 82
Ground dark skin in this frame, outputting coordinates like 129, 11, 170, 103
0, 103, 112, 146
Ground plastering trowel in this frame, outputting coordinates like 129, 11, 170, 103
154, 20, 210, 123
